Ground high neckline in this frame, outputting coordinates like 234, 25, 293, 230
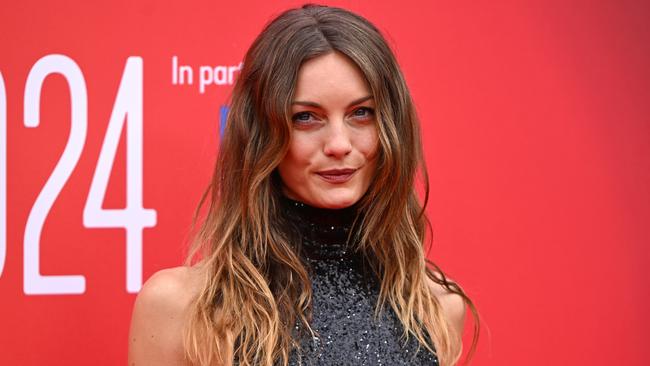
279, 196, 362, 260
280, 196, 359, 226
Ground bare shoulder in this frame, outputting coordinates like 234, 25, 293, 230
128, 265, 205, 366
425, 275, 467, 338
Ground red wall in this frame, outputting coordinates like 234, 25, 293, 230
1, 1, 648, 364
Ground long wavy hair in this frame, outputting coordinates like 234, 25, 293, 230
183, 4, 479, 366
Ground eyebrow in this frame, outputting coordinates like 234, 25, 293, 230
291, 95, 374, 108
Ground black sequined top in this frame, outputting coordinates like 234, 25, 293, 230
280, 197, 439, 366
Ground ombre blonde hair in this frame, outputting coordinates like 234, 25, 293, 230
183, 4, 479, 366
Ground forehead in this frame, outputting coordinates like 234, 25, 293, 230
293, 51, 372, 101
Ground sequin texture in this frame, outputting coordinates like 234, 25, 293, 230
280, 197, 439, 366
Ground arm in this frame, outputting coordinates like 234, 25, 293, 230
128, 267, 197, 366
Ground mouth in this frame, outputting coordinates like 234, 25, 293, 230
316, 168, 358, 183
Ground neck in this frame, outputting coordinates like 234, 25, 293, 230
279, 195, 362, 259
281, 196, 359, 225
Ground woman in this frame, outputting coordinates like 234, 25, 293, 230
129, 4, 478, 366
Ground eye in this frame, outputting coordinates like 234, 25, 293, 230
291, 111, 314, 124
351, 107, 375, 120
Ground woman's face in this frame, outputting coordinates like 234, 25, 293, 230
277, 51, 379, 209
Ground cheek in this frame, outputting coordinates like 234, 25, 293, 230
278, 135, 315, 177
359, 127, 380, 160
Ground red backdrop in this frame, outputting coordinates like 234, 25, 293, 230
1, 1, 648, 365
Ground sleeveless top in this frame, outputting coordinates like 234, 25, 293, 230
280, 197, 439, 366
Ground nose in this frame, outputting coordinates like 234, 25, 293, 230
323, 118, 352, 158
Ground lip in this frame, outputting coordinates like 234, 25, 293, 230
315, 168, 358, 184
